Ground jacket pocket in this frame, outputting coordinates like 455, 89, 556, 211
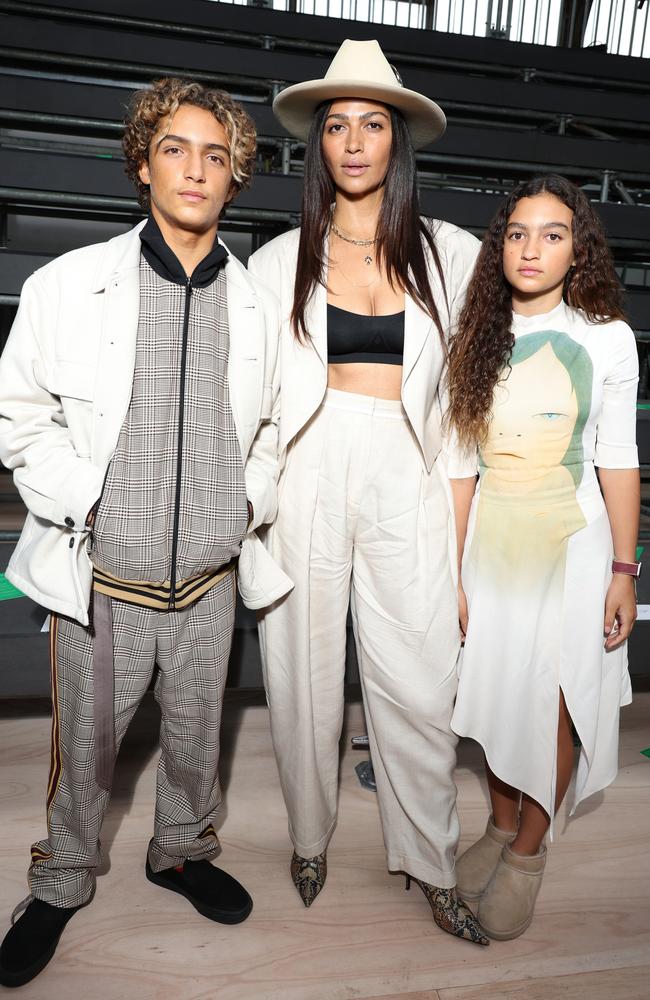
48, 361, 96, 458
49, 361, 96, 401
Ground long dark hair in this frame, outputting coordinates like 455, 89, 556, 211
291, 101, 448, 344
447, 173, 627, 447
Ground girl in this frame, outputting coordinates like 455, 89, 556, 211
249, 39, 487, 945
447, 174, 640, 940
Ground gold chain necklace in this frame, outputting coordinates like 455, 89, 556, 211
329, 262, 380, 290
331, 220, 377, 265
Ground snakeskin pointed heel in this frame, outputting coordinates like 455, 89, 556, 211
405, 874, 489, 946
290, 851, 327, 908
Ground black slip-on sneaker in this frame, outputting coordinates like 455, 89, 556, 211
145, 858, 253, 924
0, 898, 82, 988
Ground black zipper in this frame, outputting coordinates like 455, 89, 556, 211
169, 276, 192, 610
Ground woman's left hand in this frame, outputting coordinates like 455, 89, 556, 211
603, 574, 637, 651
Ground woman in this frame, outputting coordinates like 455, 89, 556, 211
249, 39, 487, 945
447, 174, 639, 940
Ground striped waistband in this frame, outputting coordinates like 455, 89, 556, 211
92, 559, 237, 611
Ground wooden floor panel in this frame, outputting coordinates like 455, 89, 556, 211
0, 695, 648, 1000
438, 965, 650, 999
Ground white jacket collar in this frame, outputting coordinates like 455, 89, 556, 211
90, 220, 146, 292
90, 219, 256, 304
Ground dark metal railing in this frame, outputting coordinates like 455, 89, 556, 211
218, 0, 650, 57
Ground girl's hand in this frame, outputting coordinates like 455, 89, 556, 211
458, 583, 469, 642
604, 574, 637, 651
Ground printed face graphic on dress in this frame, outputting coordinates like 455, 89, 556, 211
471, 330, 593, 584
503, 193, 575, 314
322, 100, 393, 198
138, 103, 235, 235
484, 344, 579, 481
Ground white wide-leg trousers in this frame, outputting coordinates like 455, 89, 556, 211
259, 389, 461, 886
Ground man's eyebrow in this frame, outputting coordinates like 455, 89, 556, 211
156, 133, 229, 153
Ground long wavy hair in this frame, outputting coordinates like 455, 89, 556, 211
291, 100, 448, 344
447, 173, 626, 448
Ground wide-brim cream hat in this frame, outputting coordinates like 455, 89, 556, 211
273, 39, 446, 149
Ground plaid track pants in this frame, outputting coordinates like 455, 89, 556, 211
28, 572, 236, 908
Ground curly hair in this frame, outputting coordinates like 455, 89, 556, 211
122, 77, 257, 210
447, 173, 626, 448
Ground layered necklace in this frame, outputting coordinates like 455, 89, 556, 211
331, 219, 377, 266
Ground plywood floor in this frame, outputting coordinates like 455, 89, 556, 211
1, 692, 648, 1000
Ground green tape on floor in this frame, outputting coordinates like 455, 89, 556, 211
637, 546, 645, 561
0, 574, 24, 601
641, 748, 650, 759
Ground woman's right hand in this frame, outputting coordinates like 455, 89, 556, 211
458, 583, 469, 642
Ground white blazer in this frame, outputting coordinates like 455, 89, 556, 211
248, 219, 480, 471
0, 221, 292, 625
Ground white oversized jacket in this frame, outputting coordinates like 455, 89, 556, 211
248, 220, 480, 472
0, 221, 292, 625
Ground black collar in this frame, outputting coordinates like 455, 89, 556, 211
139, 215, 228, 288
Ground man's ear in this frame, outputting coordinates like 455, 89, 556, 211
224, 181, 237, 207
138, 160, 151, 186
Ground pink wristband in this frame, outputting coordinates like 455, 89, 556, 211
612, 560, 641, 578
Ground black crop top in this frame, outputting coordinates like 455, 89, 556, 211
327, 303, 405, 365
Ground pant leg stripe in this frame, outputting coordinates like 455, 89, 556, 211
30, 847, 52, 863
46, 615, 62, 814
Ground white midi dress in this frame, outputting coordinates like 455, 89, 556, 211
450, 301, 639, 829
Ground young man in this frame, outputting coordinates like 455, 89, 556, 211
0, 78, 290, 988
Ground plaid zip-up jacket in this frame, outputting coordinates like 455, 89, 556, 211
0, 221, 293, 625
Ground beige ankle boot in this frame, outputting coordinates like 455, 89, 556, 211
478, 842, 547, 940
456, 817, 517, 902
